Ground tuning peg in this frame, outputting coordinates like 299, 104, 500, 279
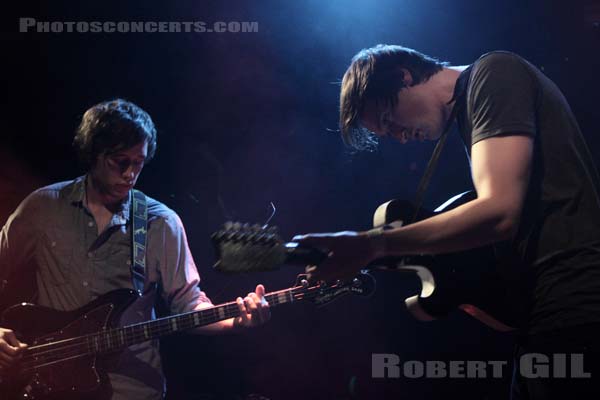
249, 232, 258, 242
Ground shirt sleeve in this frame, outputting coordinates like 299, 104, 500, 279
468, 52, 538, 145
0, 192, 40, 299
156, 212, 212, 314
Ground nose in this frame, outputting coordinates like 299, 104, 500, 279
122, 166, 135, 181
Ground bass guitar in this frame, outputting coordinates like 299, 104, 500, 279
1, 273, 375, 399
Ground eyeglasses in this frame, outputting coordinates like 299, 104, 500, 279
105, 154, 145, 173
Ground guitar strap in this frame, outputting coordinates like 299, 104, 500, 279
410, 65, 473, 222
131, 189, 148, 295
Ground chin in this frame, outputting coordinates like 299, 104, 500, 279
111, 188, 130, 199
429, 130, 442, 141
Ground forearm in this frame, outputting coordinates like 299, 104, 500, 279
371, 197, 516, 257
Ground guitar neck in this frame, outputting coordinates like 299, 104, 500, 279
90, 287, 296, 355
19, 276, 370, 375
282, 242, 328, 266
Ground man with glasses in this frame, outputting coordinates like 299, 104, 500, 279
0, 99, 270, 399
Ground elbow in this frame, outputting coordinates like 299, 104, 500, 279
493, 211, 520, 241
478, 196, 523, 242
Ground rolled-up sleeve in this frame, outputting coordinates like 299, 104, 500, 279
155, 213, 211, 314
0, 192, 40, 296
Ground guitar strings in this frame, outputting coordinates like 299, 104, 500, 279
23, 287, 291, 355
17, 287, 316, 372
18, 284, 333, 371
18, 301, 257, 367
18, 297, 296, 372
18, 301, 254, 372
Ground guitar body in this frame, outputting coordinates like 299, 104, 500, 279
374, 191, 529, 331
0, 271, 374, 400
1, 289, 138, 400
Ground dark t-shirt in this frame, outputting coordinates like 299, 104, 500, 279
456, 51, 600, 334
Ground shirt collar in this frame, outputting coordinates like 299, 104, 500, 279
66, 175, 132, 222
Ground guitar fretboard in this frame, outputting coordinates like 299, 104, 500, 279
19, 276, 368, 374
87, 288, 295, 354
22, 287, 299, 372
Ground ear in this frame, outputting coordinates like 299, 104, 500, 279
398, 68, 413, 86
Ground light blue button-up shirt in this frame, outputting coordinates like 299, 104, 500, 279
0, 176, 211, 399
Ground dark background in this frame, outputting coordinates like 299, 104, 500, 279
2, 1, 600, 399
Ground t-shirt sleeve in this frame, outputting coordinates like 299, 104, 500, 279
468, 52, 538, 145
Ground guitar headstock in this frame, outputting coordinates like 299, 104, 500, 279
290, 272, 376, 306
212, 222, 286, 273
